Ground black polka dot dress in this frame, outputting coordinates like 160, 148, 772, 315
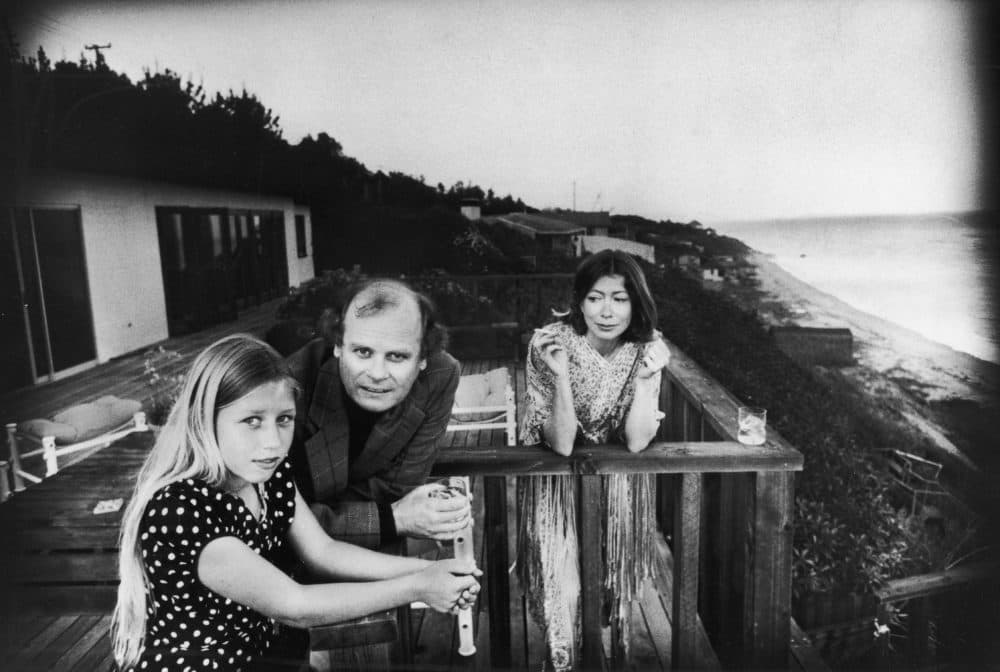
128, 460, 297, 671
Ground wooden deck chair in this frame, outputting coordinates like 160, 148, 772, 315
4, 396, 149, 496
447, 367, 517, 447
885, 449, 949, 515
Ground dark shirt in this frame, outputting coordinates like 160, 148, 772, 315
343, 394, 397, 540
345, 394, 379, 465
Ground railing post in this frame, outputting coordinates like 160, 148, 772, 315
672, 472, 702, 669
906, 595, 931, 666
484, 475, 511, 669
0, 460, 10, 501
579, 475, 604, 669
743, 470, 794, 668
6, 422, 25, 492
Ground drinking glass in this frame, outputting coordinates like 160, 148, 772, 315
737, 406, 767, 446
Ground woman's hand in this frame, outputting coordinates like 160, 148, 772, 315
534, 328, 569, 379
417, 559, 482, 613
636, 339, 670, 380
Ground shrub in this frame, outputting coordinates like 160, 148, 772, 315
644, 263, 934, 596
143, 346, 185, 425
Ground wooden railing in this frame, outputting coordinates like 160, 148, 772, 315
432, 339, 804, 669
874, 560, 1000, 668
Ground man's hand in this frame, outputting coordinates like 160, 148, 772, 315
392, 482, 473, 540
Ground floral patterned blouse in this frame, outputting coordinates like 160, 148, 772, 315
519, 321, 658, 445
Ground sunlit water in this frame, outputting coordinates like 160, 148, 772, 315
715, 213, 999, 364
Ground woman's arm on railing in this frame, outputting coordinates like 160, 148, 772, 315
541, 373, 577, 457
623, 339, 670, 452
624, 371, 663, 452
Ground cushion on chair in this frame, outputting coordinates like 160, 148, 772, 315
28, 396, 143, 444
453, 368, 510, 422
17, 418, 80, 443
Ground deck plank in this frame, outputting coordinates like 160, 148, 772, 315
0, 614, 55, 659
8, 614, 80, 671
33, 614, 106, 671
633, 581, 669, 671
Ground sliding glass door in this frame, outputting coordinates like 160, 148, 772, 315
0, 207, 96, 392
156, 206, 287, 336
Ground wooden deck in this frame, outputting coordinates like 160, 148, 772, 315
1, 303, 825, 670
0, 297, 284, 427
0, 360, 713, 672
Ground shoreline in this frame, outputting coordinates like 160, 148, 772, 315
726, 251, 1000, 484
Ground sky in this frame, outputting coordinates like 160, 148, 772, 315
8, 0, 990, 224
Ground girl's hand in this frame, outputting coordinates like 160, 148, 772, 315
417, 559, 482, 613
534, 328, 569, 379
637, 339, 670, 380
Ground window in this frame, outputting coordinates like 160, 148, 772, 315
208, 214, 223, 259
295, 214, 308, 258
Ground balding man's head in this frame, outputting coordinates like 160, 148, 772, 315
328, 278, 447, 359
349, 280, 419, 321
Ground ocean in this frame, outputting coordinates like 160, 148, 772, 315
715, 213, 999, 364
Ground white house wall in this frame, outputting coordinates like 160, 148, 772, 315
19, 173, 314, 363
581, 235, 655, 263
289, 205, 315, 287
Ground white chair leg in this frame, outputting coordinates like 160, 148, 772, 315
504, 382, 517, 447
42, 436, 59, 477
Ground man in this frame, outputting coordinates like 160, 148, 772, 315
287, 278, 470, 549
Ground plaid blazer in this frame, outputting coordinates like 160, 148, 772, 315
287, 338, 460, 548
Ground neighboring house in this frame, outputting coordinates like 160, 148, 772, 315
460, 198, 482, 220
658, 234, 696, 247
659, 243, 702, 271
771, 326, 854, 367
675, 253, 701, 269
491, 212, 586, 258
544, 210, 615, 236
2, 172, 315, 394
580, 235, 655, 263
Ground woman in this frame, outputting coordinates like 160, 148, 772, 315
518, 250, 669, 670
111, 334, 480, 671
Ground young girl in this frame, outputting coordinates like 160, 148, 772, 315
518, 250, 669, 670
112, 334, 480, 671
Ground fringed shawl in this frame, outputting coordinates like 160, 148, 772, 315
518, 323, 659, 669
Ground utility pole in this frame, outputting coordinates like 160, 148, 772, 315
84, 43, 111, 66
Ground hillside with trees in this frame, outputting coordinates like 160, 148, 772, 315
3, 42, 534, 274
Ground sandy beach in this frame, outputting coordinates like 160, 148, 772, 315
733, 252, 1000, 484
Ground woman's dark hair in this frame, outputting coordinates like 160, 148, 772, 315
562, 250, 657, 342
321, 278, 448, 359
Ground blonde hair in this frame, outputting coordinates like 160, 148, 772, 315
111, 334, 296, 668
